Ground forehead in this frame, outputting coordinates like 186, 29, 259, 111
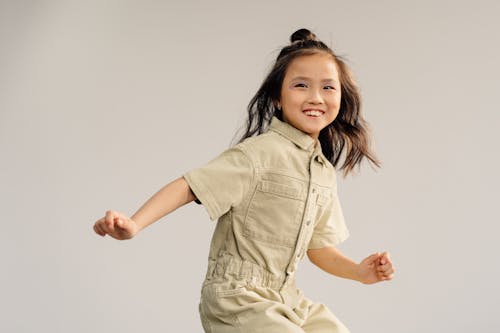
284, 53, 339, 81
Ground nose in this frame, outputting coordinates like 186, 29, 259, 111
308, 87, 324, 104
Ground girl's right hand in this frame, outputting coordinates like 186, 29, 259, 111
93, 210, 139, 240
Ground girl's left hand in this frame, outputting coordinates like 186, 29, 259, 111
356, 251, 395, 284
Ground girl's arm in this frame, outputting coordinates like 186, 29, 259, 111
93, 176, 197, 240
307, 246, 394, 284
131, 176, 196, 231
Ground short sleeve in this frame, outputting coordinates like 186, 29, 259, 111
307, 190, 350, 249
182, 146, 254, 221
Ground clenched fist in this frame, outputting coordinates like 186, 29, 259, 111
93, 210, 139, 240
357, 251, 395, 284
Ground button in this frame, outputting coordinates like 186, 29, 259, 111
312, 188, 316, 193
306, 220, 311, 226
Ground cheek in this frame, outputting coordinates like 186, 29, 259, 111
337, 92, 342, 104
328, 94, 341, 108
287, 93, 305, 107
283, 88, 304, 102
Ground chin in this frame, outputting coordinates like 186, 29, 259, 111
303, 124, 325, 133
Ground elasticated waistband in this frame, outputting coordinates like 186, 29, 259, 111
205, 252, 293, 290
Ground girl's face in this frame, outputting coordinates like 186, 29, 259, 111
279, 52, 341, 142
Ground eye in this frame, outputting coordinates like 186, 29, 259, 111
294, 83, 307, 88
324, 85, 336, 90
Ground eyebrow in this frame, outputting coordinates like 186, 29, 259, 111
290, 76, 338, 83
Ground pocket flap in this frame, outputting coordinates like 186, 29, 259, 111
258, 180, 301, 199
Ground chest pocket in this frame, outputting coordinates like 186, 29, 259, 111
243, 178, 305, 248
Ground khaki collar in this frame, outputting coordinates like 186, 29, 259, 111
268, 116, 329, 165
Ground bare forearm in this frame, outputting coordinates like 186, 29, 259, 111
131, 176, 196, 231
307, 246, 360, 282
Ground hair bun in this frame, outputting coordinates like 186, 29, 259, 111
290, 28, 317, 43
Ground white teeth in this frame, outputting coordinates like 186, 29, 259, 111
304, 110, 323, 117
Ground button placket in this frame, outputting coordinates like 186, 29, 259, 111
283, 153, 317, 291
281, 153, 320, 306
307, 187, 315, 226
295, 171, 315, 260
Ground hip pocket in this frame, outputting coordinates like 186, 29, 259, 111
215, 286, 247, 298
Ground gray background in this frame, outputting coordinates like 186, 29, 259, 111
1, 0, 499, 332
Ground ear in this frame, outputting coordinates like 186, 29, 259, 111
273, 100, 281, 110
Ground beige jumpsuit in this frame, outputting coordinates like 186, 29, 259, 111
183, 116, 351, 333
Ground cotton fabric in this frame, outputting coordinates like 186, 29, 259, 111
183, 116, 350, 332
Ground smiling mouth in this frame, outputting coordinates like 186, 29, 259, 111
303, 109, 325, 117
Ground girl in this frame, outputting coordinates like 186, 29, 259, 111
93, 28, 395, 333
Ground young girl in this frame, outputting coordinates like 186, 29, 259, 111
93, 28, 395, 333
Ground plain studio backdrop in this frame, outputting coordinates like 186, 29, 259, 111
1, 0, 499, 332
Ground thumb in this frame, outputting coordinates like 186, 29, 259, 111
116, 218, 127, 229
364, 252, 380, 264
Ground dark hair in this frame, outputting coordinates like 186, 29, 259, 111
231, 28, 381, 178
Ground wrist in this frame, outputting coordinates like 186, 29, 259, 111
353, 263, 363, 283
130, 215, 146, 233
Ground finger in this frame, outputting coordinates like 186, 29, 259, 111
380, 267, 395, 278
105, 211, 117, 233
101, 218, 115, 235
378, 265, 395, 276
99, 222, 108, 236
379, 251, 388, 264
105, 211, 115, 225
382, 273, 394, 280
95, 222, 106, 236
93, 224, 102, 236
377, 262, 392, 271
378, 269, 393, 279
372, 254, 381, 265
381, 252, 393, 266
97, 219, 110, 234
378, 269, 392, 278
